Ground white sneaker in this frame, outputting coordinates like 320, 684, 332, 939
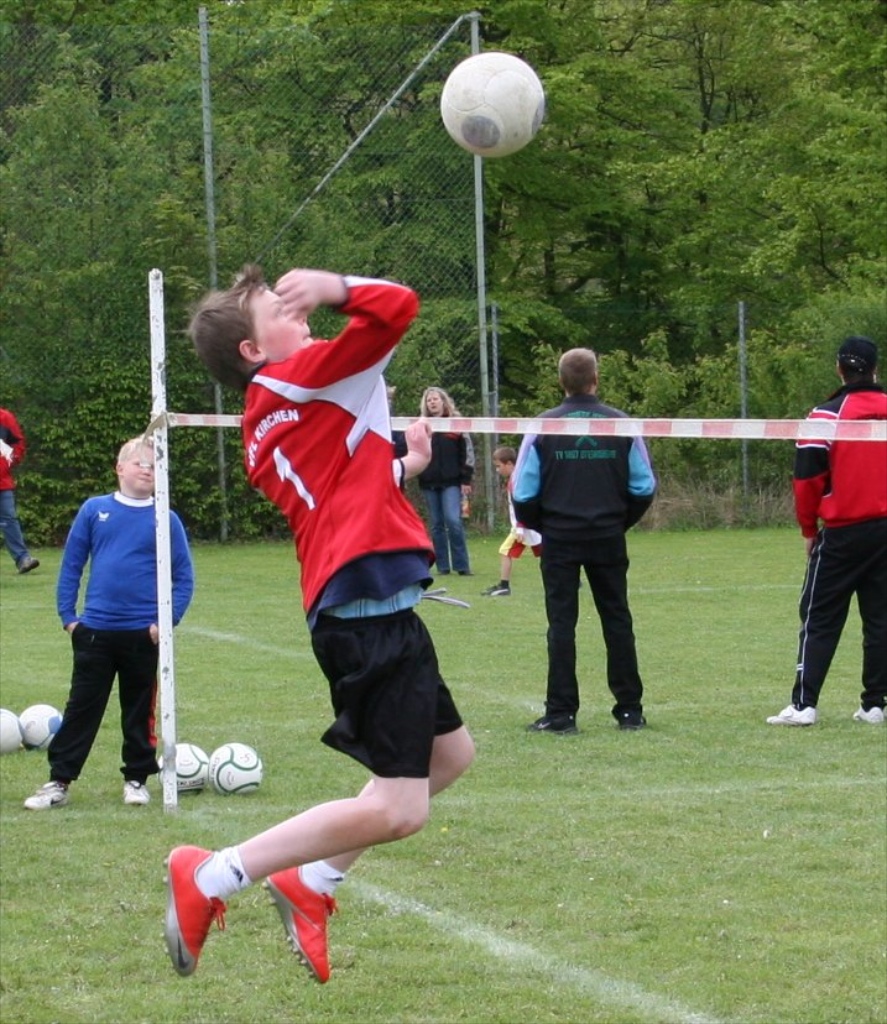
766, 704, 817, 726
24, 781, 70, 810
852, 706, 885, 724
123, 781, 150, 806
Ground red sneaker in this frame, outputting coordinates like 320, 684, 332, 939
265, 867, 337, 983
164, 846, 227, 976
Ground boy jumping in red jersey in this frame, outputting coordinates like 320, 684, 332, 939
165, 266, 474, 982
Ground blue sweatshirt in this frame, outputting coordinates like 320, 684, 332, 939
56, 492, 194, 630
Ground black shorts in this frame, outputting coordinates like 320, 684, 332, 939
311, 607, 463, 778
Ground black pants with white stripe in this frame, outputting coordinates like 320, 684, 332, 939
793, 517, 887, 711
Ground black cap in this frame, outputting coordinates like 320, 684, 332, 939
837, 336, 878, 375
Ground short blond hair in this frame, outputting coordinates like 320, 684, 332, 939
117, 436, 153, 465
558, 348, 598, 395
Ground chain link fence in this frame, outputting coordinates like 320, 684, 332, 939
1, 7, 516, 543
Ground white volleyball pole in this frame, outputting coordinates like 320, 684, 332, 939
148, 268, 179, 812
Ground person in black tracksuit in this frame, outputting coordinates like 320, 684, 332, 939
512, 348, 657, 733
768, 336, 887, 727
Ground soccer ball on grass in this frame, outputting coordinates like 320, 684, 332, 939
209, 742, 263, 795
158, 742, 210, 792
19, 703, 63, 750
0, 708, 24, 754
440, 51, 545, 158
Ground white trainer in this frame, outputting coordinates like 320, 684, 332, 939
852, 706, 885, 724
766, 704, 817, 726
24, 781, 70, 810
123, 781, 150, 806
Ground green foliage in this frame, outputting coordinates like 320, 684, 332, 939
0, 1, 884, 540
387, 297, 481, 414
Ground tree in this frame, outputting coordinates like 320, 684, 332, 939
1, 0, 883, 539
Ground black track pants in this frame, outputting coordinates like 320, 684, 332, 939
792, 518, 887, 710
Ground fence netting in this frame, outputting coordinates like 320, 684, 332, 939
1, 8, 521, 540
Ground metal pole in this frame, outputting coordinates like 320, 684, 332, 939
149, 269, 178, 813
468, 14, 495, 532
489, 302, 500, 525
199, 6, 229, 541
491, 302, 499, 421
738, 300, 749, 501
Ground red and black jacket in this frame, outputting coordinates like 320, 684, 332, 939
0, 408, 26, 492
793, 382, 887, 537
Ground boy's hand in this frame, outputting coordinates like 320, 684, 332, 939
274, 270, 347, 319
404, 419, 432, 462
400, 419, 432, 481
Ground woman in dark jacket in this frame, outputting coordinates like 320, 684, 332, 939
418, 387, 474, 575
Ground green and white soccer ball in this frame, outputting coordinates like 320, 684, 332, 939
158, 742, 210, 792
0, 708, 24, 754
209, 742, 263, 795
19, 703, 62, 750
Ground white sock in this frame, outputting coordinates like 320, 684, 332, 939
300, 860, 345, 896
195, 846, 252, 900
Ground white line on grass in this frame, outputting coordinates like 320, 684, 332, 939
178, 624, 314, 660
355, 882, 726, 1024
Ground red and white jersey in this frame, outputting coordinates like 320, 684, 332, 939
793, 383, 887, 536
0, 407, 26, 491
242, 276, 432, 611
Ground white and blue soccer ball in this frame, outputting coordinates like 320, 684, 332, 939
158, 742, 210, 792
440, 51, 545, 158
209, 742, 263, 795
19, 703, 62, 750
0, 708, 24, 754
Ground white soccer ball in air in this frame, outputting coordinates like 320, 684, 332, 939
159, 742, 210, 792
19, 703, 63, 750
209, 742, 264, 795
0, 708, 24, 754
440, 51, 545, 158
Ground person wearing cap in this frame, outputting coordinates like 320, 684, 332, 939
768, 336, 887, 727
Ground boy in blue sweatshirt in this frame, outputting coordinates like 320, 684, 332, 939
24, 437, 194, 809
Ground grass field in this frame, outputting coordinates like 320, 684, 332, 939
1, 529, 885, 1024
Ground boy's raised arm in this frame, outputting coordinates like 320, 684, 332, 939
274, 270, 348, 319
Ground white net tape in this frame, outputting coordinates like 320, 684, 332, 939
158, 411, 887, 442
